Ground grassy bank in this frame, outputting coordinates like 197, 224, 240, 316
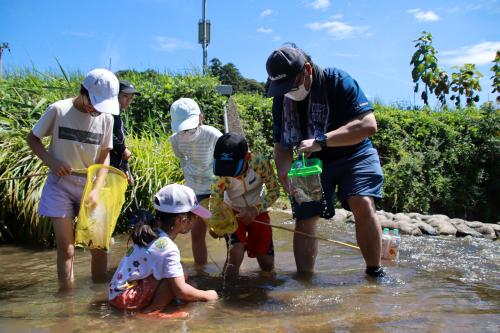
0, 70, 498, 246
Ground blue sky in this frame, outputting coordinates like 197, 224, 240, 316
2, 0, 499, 106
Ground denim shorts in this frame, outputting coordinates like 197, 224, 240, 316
291, 148, 383, 221
38, 173, 87, 219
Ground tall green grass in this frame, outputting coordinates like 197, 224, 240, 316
1, 69, 498, 247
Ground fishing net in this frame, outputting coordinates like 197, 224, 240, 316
288, 155, 323, 204
200, 197, 238, 236
75, 164, 128, 251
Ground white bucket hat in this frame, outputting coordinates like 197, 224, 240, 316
170, 98, 201, 133
82, 68, 120, 115
153, 184, 212, 219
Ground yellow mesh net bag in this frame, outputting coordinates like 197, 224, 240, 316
75, 165, 128, 251
200, 197, 238, 236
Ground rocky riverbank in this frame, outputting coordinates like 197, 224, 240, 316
271, 208, 500, 240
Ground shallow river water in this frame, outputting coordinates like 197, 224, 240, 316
0, 210, 498, 332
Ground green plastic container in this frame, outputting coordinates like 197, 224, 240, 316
287, 154, 323, 177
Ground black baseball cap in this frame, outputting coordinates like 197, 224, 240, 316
213, 133, 248, 177
119, 80, 141, 96
266, 47, 306, 97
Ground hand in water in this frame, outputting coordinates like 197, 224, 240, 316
234, 206, 258, 226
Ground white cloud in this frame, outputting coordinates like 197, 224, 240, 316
272, 36, 281, 42
260, 9, 273, 17
407, 9, 440, 22
306, 20, 369, 39
152, 36, 193, 52
307, 0, 331, 10
257, 27, 273, 33
441, 41, 500, 66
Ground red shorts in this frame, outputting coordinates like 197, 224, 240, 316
227, 211, 274, 258
110, 276, 157, 310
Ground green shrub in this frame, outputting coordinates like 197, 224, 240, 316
1, 70, 498, 247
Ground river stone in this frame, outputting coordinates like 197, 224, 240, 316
428, 217, 457, 236
345, 212, 355, 224
379, 215, 397, 229
378, 210, 394, 220
395, 219, 420, 235
454, 223, 483, 238
394, 213, 411, 221
449, 218, 468, 225
408, 212, 424, 220
414, 221, 439, 236
465, 221, 485, 229
431, 214, 450, 220
475, 225, 497, 240
334, 209, 349, 223
489, 224, 500, 238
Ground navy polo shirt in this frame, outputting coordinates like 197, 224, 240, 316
272, 67, 374, 163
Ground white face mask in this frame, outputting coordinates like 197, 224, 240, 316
285, 82, 310, 101
177, 126, 201, 143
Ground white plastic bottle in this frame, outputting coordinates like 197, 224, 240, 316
381, 228, 391, 260
388, 228, 401, 260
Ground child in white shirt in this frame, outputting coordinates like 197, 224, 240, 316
170, 98, 223, 265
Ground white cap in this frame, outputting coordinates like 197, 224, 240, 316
153, 184, 212, 219
170, 98, 201, 133
82, 68, 120, 115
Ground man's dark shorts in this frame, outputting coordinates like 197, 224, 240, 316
290, 148, 383, 221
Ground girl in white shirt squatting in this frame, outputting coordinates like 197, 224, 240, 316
108, 184, 218, 318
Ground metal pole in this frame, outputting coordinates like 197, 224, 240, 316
0, 43, 11, 80
223, 102, 229, 133
202, 0, 207, 74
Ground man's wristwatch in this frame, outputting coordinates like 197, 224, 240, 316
314, 133, 328, 150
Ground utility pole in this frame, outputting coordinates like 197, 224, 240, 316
198, 0, 211, 75
0, 42, 11, 80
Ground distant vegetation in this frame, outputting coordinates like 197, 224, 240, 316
411, 31, 499, 108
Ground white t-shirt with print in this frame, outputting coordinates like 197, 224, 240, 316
32, 98, 113, 171
170, 125, 223, 195
108, 230, 184, 300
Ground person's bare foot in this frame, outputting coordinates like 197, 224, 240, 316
137, 310, 189, 319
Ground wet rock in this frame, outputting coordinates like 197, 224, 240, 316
395, 219, 421, 235
414, 221, 439, 236
489, 224, 500, 238
454, 223, 483, 238
345, 211, 355, 224
449, 218, 468, 225
408, 212, 424, 220
378, 210, 394, 220
394, 213, 411, 221
475, 225, 497, 240
464, 221, 485, 228
379, 215, 397, 230
333, 209, 348, 223
428, 218, 457, 236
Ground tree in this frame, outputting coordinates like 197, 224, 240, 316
449, 64, 483, 108
410, 31, 449, 106
208, 58, 265, 94
490, 50, 500, 103
208, 58, 223, 78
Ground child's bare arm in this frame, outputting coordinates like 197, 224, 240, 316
26, 131, 71, 176
169, 276, 218, 302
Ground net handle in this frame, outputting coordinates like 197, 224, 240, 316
251, 219, 360, 250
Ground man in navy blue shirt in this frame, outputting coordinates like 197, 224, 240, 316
266, 45, 385, 278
